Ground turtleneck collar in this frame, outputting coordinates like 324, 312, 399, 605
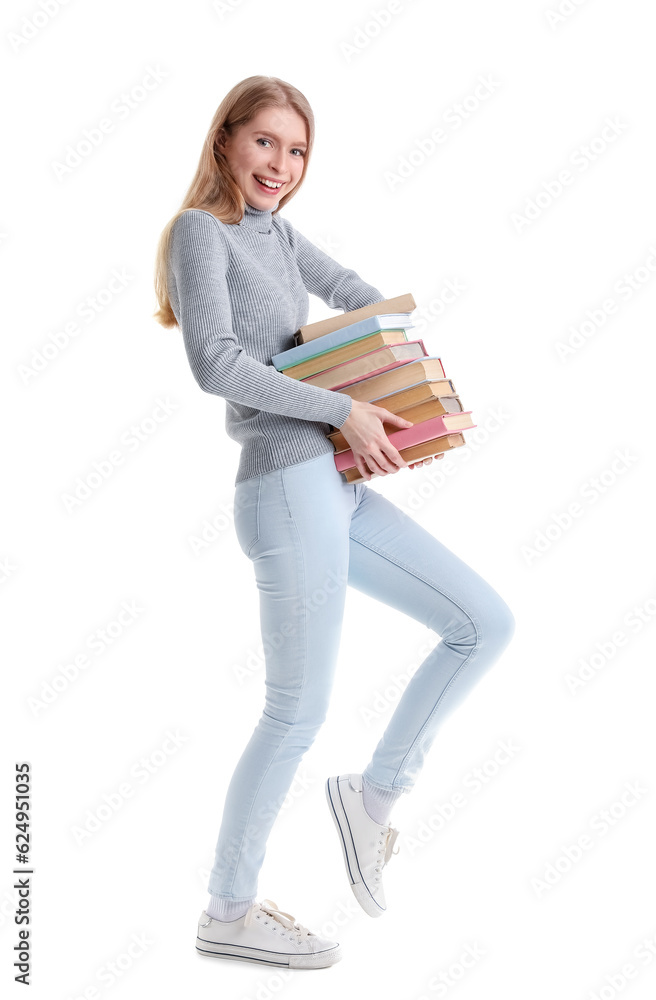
238, 200, 280, 233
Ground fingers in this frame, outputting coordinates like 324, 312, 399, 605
353, 457, 371, 480
355, 448, 405, 480
357, 451, 445, 478
372, 453, 407, 476
407, 454, 445, 469
381, 407, 413, 428
382, 445, 409, 474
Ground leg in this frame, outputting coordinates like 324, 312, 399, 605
208, 453, 356, 903
347, 484, 516, 795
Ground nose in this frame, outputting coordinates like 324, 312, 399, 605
267, 149, 286, 175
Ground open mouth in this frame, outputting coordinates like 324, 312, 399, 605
253, 175, 283, 193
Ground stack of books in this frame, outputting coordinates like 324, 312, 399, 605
272, 293, 476, 483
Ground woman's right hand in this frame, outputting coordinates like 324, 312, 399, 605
338, 398, 415, 481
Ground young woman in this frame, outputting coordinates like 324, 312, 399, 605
153, 75, 515, 971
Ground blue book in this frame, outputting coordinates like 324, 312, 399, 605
272, 313, 415, 371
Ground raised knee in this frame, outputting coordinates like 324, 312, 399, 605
443, 616, 480, 651
481, 599, 515, 652
442, 597, 515, 654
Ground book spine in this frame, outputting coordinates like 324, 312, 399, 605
273, 317, 394, 368
308, 358, 421, 392
279, 331, 408, 376
299, 340, 427, 387
298, 293, 416, 342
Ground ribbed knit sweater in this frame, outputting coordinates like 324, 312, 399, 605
167, 200, 384, 484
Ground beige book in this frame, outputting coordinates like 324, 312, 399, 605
340, 433, 467, 483
295, 292, 416, 344
332, 357, 446, 404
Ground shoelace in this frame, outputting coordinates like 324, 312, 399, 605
244, 899, 311, 942
372, 825, 400, 883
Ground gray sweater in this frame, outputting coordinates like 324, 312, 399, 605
167, 200, 384, 483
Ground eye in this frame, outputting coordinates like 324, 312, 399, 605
256, 137, 306, 156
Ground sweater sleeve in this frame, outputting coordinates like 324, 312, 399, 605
279, 215, 385, 312
168, 210, 353, 428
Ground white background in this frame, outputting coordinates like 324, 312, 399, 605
3, 0, 656, 997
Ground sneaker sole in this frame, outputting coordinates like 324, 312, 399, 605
325, 776, 385, 918
195, 935, 342, 969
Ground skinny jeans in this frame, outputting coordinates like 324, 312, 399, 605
208, 450, 515, 901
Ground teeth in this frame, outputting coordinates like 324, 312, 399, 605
256, 176, 282, 189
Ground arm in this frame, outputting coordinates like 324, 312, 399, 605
168, 210, 353, 428
274, 218, 424, 478
279, 216, 385, 312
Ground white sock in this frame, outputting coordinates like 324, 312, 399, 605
361, 773, 404, 825
206, 895, 255, 922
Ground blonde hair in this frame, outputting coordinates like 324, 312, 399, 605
152, 75, 315, 328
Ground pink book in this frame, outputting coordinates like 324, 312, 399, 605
299, 340, 427, 392
333, 412, 477, 472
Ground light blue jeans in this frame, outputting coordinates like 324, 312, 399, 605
208, 451, 515, 902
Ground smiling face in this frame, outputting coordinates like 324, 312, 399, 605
217, 105, 309, 211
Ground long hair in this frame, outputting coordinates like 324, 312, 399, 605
153, 75, 315, 328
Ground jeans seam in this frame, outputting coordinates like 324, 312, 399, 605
396, 641, 481, 786
348, 533, 483, 788
280, 465, 308, 729
349, 533, 483, 635
221, 471, 309, 895
245, 476, 262, 557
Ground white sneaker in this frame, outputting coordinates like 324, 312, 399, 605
325, 773, 400, 918
195, 898, 342, 969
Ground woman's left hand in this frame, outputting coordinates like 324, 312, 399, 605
407, 454, 445, 470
